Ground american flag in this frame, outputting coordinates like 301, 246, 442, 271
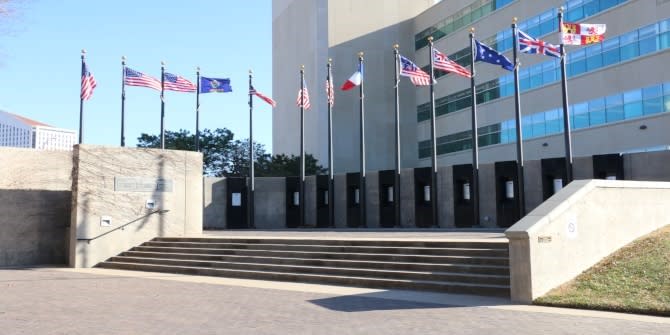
124, 67, 161, 91
399, 55, 431, 86
518, 29, 560, 58
250, 85, 277, 107
326, 78, 334, 107
296, 80, 311, 110
433, 48, 471, 78
163, 72, 197, 92
81, 63, 97, 101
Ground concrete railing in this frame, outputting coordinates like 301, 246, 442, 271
505, 179, 670, 303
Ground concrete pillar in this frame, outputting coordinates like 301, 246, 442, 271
478, 163, 497, 228
366, 171, 380, 228
523, 159, 543, 213
334, 173, 347, 228
437, 166, 454, 228
573, 156, 593, 180
400, 168, 415, 227
203, 177, 226, 229
255, 177, 286, 229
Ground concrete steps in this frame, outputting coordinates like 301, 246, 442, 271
98, 237, 510, 297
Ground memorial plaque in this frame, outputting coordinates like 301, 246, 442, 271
115, 177, 173, 192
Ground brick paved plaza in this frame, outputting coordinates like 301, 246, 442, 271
0, 267, 668, 335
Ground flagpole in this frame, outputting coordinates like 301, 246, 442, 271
79, 49, 86, 144
300, 66, 306, 228
558, 7, 574, 183
121, 56, 126, 147
358, 52, 367, 228
512, 18, 526, 216
468, 29, 480, 227
327, 59, 335, 228
196, 67, 201, 152
392, 44, 402, 228
160, 61, 166, 150
427, 37, 439, 228
248, 69, 255, 229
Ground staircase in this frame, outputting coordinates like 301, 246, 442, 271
98, 237, 510, 297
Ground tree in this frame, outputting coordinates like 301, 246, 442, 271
257, 153, 326, 177
137, 129, 326, 178
137, 128, 235, 176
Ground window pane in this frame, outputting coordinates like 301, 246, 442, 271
638, 24, 658, 55
620, 31, 639, 61
643, 97, 663, 115
572, 102, 589, 129
601, 37, 620, 66
623, 89, 643, 118
606, 94, 624, 122
586, 43, 603, 71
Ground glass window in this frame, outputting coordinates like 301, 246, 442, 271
531, 112, 546, 138
589, 97, 607, 126
521, 115, 533, 139
643, 84, 663, 99
601, 37, 620, 66
539, 10, 556, 35
585, 43, 602, 71
638, 24, 658, 55
582, 0, 599, 17
568, 49, 587, 77
606, 94, 624, 122
620, 31, 639, 61
542, 61, 557, 84
601, 0, 622, 10
572, 102, 589, 129
547, 108, 563, 134
566, 5, 584, 22
623, 89, 643, 119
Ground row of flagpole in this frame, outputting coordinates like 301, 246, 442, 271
79, 6, 604, 228
80, 55, 238, 151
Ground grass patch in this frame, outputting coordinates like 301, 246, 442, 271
535, 225, 670, 316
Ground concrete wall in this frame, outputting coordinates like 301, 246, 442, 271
0, 148, 72, 266
505, 180, 670, 303
202, 150, 670, 229
69, 145, 203, 268
204, 177, 226, 229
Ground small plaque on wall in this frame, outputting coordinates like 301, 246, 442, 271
232, 193, 242, 207
115, 177, 173, 192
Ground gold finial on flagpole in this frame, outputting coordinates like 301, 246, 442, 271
513, 17, 518, 24
470, 27, 475, 33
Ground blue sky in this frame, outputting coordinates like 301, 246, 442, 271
0, 0, 274, 149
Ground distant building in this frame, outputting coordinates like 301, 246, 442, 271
0, 110, 76, 151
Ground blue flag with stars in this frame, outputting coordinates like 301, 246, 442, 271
200, 77, 232, 93
474, 40, 514, 72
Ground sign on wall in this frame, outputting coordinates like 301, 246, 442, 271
114, 177, 173, 192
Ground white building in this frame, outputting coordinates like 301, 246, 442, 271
274, 0, 670, 172
0, 110, 76, 151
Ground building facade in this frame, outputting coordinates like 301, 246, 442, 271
0, 110, 76, 151
273, 0, 670, 173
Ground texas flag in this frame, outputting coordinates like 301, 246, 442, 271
341, 63, 363, 91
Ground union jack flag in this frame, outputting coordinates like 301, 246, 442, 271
399, 55, 431, 86
518, 29, 560, 58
